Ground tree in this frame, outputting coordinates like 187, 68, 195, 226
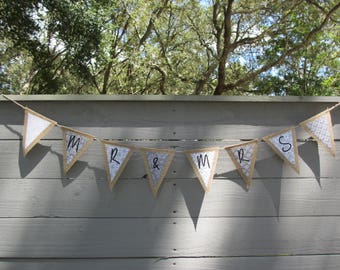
1, 0, 339, 95
0, 0, 102, 94
254, 27, 340, 96
208, 0, 340, 95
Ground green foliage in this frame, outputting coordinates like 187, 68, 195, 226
1, 0, 339, 95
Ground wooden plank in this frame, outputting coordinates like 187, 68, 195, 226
1, 94, 339, 102
0, 255, 339, 270
0, 101, 339, 140
0, 217, 339, 257
0, 178, 338, 218
0, 140, 338, 179
2, 123, 339, 141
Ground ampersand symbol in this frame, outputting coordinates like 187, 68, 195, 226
152, 157, 160, 170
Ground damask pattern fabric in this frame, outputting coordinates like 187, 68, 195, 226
62, 127, 95, 174
190, 151, 216, 187
102, 142, 132, 190
225, 140, 258, 187
268, 130, 296, 165
263, 128, 299, 173
230, 144, 255, 177
140, 148, 175, 196
145, 151, 171, 187
65, 131, 88, 165
185, 148, 219, 192
306, 113, 332, 148
301, 111, 335, 156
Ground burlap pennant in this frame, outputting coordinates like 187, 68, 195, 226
61, 126, 95, 174
263, 127, 299, 173
300, 110, 336, 156
22, 108, 57, 156
101, 140, 134, 191
225, 140, 258, 188
184, 147, 219, 192
140, 148, 175, 197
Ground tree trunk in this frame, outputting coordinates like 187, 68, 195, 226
102, 61, 113, 94
214, 61, 226, 95
213, 0, 234, 95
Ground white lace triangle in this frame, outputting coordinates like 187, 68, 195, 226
145, 151, 171, 188
65, 131, 90, 165
269, 130, 296, 164
140, 148, 175, 196
305, 112, 334, 153
227, 140, 258, 187
62, 128, 95, 174
264, 128, 299, 173
185, 148, 219, 192
104, 143, 131, 184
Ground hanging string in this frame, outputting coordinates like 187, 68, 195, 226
1, 94, 27, 110
2, 94, 339, 152
58, 125, 99, 141
327, 102, 340, 112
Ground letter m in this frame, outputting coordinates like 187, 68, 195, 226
197, 154, 210, 169
67, 135, 81, 152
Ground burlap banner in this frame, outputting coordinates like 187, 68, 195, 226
184, 147, 219, 192
101, 140, 134, 191
22, 108, 57, 156
225, 140, 259, 188
2, 95, 338, 194
61, 126, 96, 174
140, 148, 175, 196
263, 127, 300, 173
300, 110, 336, 156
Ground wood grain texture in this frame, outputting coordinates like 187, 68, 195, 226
0, 255, 339, 270
0, 217, 339, 257
0, 178, 338, 218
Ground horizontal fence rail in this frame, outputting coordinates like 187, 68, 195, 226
0, 95, 339, 270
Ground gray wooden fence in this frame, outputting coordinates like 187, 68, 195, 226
0, 95, 339, 270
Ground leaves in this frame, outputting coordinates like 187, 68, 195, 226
0, 0, 339, 95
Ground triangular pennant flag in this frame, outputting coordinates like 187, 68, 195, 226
300, 110, 336, 156
140, 148, 175, 197
61, 126, 95, 174
101, 140, 134, 191
22, 108, 57, 156
263, 127, 299, 173
184, 147, 219, 192
225, 140, 258, 188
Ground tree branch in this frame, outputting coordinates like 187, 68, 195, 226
218, 1, 340, 94
305, 0, 339, 23
151, 64, 167, 94
138, 0, 169, 48
214, 0, 234, 95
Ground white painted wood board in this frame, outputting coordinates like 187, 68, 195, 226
0, 217, 339, 257
0, 97, 339, 269
0, 255, 339, 270
0, 178, 338, 218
